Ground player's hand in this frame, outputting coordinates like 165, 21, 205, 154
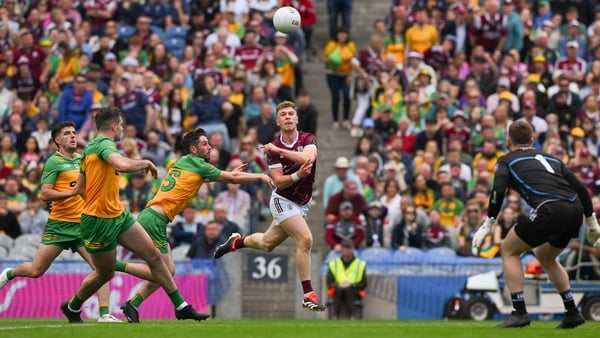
261, 143, 279, 155
232, 163, 248, 172
297, 159, 313, 178
144, 160, 158, 178
262, 174, 277, 190
586, 213, 600, 247
472, 217, 495, 254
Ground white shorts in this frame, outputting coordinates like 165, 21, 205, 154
269, 192, 310, 225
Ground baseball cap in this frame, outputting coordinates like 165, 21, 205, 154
340, 238, 354, 247
408, 51, 423, 59
122, 56, 139, 68
527, 73, 541, 84
542, 20, 554, 28
539, 0, 549, 7
533, 54, 546, 63
121, 72, 133, 81
17, 56, 30, 65
90, 103, 102, 110
452, 110, 465, 120
334, 156, 350, 168
499, 91, 513, 102
567, 40, 579, 49
361, 118, 375, 129
504, 0, 514, 5
339, 201, 354, 210
132, 171, 146, 178
104, 52, 117, 61
39, 37, 52, 47
368, 201, 383, 209
438, 92, 450, 99
569, 20, 580, 27
383, 161, 398, 171
498, 77, 511, 88
418, 68, 431, 77
571, 127, 585, 138
274, 31, 287, 38
343, 179, 358, 191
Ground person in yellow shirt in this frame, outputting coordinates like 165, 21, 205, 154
55, 42, 81, 88
114, 128, 274, 322
385, 18, 406, 65
405, 7, 438, 59
322, 27, 356, 130
60, 107, 209, 323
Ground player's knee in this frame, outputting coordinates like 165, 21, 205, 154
29, 266, 49, 278
296, 234, 313, 251
263, 242, 276, 252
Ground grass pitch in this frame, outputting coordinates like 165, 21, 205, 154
0, 319, 597, 338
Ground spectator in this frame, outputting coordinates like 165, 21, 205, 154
215, 181, 252, 233
186, 220, 225, 259
326, 0, 352, 38
423, 209, 451, 249
323, 157, 362, 208
212, 202, 242, 237
391, 205, 426, 250
114, 72, 157, 139
140, 130, 171, 167
456, 201, 480, 257
296, 89, 318, 135
247, 102, 279, 146
326, 238, 367, 320
0, 192, 21, 239
325, 201, 364, 250
405, 7, 438, 55
18, 195, 48, 235
322, 27, 356, 130
379, 178, 402, 229
120, 171, 154, 215
325, 178, 367, 224
58, 75, 92, 131
171, 205, 204, 248
4, 176, 26, 216
362, 201, 387, 248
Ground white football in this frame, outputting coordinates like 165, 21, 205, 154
273, 6, 301, 34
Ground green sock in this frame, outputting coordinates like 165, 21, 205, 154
6, 268, 14, 280
115, 260, 128, 272
167, 290, 185, 308
130, 293, 144, 308
69, 295, 84, 311
99, 305, 109, 316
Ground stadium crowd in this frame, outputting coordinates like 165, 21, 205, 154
321, 0, 600, 259
1, 0, 600, 263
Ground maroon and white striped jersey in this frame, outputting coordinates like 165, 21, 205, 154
266, 131, 317, 206
555, 57, 587, 75
471, 13, 508, 53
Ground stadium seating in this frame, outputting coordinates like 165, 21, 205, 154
7, 245, 37, 260
165, 26, 188, 40
359, 248, 392, 263
14, 234, 42, 248
164, 37, 185, 60
0, 235, 13, 250
116, 25, 136, 40
149, 25, 165, 41
0, 246, 8, 258
56, 250, 73, 260
171, 245, 190, 260
403, 247, 424, 255
426, 247, 457, 257
323, 250, 341, 263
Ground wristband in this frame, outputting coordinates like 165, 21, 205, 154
291, 173, 300, 182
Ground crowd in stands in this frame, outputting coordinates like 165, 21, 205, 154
321, 0, 600, 259
0, 0, 321, 258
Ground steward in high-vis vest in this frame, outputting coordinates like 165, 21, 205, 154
326, 238, 367, 319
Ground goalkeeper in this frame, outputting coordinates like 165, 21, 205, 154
472, 120, 598, 329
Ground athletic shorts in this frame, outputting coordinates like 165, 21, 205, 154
515, 199, 583, 249
269, 191, 310, 225
137, 207, 170, 254
41, 219, 83, 252
80, 210, 136, 253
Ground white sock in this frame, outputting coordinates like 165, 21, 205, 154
176, 302, 189, 311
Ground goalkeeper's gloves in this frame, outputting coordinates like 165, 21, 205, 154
472, 217, 495, 254
586, 213, 600, 247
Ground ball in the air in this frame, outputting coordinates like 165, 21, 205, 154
273, 6, 301, 34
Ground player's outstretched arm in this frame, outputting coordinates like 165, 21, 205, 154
263, 143, 317, 165
217, 170, 276, 189
106, 153, 158, 178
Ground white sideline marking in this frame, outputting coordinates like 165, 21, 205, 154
0, 324, 95, 330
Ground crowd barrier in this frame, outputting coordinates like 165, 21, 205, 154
0, 259, 218, 319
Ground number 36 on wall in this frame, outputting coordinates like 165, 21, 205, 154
247, 253, 288, 282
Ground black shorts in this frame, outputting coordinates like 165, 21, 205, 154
514, 199, 583, 249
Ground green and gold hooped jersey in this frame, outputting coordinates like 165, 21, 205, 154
80, 137, 123, 218
147, 154, 221, 221
41, 152, 84, 223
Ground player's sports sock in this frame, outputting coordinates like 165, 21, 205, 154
560, 290, 578, 313
168, 290, 186, 309
510, 291, 526, 315
115, 260, 128, 272
130, 293, 144, 308
99, 305, 109, 316
69, 295, 84, 312
6, 269, 14, 280
301, 280, 314, 294
234, 237, 245, 249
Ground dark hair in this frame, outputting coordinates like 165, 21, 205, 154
51, 121, 76, 147
181, 128, 207, 155
508, 120, 533, 146
95, 107, 123, 131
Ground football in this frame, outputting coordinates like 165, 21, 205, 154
273, 6, 301, 34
